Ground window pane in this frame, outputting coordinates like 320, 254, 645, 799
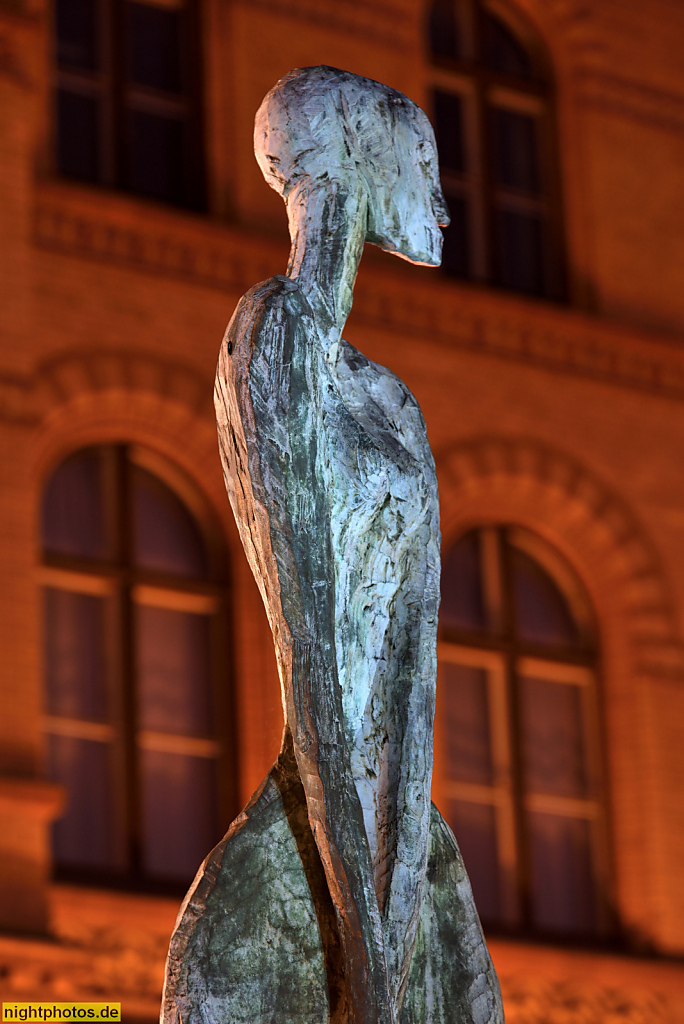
520, 676, 587, 798
56, 90, 101, 183
126, 110, 186, 207
428, 0, 460, 61
136, 606, 213, 735
48, 734, 124, 869
440, 190, 471, 278
42, 448, 111, 560
132, 465, 208, 578
495, 209, 546, 296
491, 109, 541, 193
141, 750, 217, 879
511, 546, 579, 646
447, 800, 501, 922
44, 589, 109, 720
433, 90, 466, 175
442, 663, 492, 785
528, 812, 598, 933
483, 11, 534, 79
56, 0, 99, 70
126, 2, 183, 93
441, 530, 487, 632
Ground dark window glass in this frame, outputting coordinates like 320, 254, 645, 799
528, 813, 597, 933
56, 90, 101, 183
49, 735, 124, 869
137, 607, 213, 735
439, 526, 603, 936
521, 676, 588, 798
511, 546, 579, 646
44, 589, 109, 721
483, 10, 533, 78
448, 800, 501, 921
492, 109, 541, 192
126, 110, 186, 206
53, 0, 204, 211
132, 464, 208, 578
126, 2, 183, 93
141, 751, 217, 878
440, 191, 471, 278
433, 90, 466, 175
428, 0, 461, 61
428, 2, 563, 300
56, 0, 99, 70
443, 663, 492, 785
494, 209, 545, 296
441, 529, 486, 632
42, 448, 111, 560
43, 445, 228, 889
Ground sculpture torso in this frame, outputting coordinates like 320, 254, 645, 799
216, 275, 440, 1006
323, 338, 440, 910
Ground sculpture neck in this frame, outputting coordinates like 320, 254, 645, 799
285, 182, 367, 347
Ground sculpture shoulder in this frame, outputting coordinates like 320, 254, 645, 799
331, 339, 436, 468
220, 275, 311, 366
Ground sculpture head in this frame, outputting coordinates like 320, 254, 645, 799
254, 66, 450, 267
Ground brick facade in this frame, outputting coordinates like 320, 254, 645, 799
0, 0, 683, 1017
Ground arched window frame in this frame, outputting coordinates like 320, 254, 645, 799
435, 524, 613, 939
39, 442, 236, 893
426, 0, 566, 300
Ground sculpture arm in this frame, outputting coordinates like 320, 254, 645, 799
214, 277, 393, 1024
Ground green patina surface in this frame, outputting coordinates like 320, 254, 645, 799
164, 745, 501, 1024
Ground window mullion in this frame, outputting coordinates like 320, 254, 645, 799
486, 650, 518, 927
472, 5, 495, 284
114, 444, 143, 878
498, 527, 531, 930
581, 676, 613, 935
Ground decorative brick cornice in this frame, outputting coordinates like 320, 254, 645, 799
29, 185, 684, 431
0, 348, 215, 426
37, 349, 214, 419
234, 0, 414, 50
352, 277, 684, 402
33, 191, 285, 298
577, 69, 684, 134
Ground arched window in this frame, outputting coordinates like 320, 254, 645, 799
427, 0, 565, 299
53, 0, 206, 210
40, 444, 233, 890
437, 526, 610, 937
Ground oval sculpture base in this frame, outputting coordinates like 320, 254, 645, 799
162, 733, 502, 1024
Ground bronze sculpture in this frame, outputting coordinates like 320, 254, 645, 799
161, 66, 504, 1024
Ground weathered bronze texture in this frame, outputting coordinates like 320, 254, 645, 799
161, 66, 504, 1024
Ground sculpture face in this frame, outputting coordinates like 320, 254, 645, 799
365, 112, 451, 267
254, 68, 451, 270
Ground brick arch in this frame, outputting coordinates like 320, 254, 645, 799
510, 0, 599, 69
436, 435, 684, 682
29, 348, 237, 557
29, 349, 284, 804
34, 348, 214, 427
